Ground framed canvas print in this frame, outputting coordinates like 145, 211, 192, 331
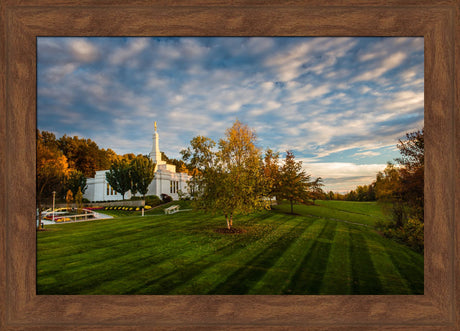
1, 1, 459, 329
34, 35, 425, 296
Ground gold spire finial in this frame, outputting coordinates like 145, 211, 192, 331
154, 121, 157, 132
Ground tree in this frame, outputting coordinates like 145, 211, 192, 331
216, 120, 269, 229
373, 129, 424, 251
181, 135, 216, 171
65, 189, 73, 210
396, 128, 424, 169
181, 135, 217, 201
396, 128, 424, 221
374, 163, 405, 226
66, 169, 87, 197
182, 121, 269, 230
75, 187, 83, 214
277, 151, 312, 214
105, 159, 131, 200
36, 132, 70, 228
57, 133, 119, 177
262, 148, 280, 203
310, 177, 325, 204
130, 155, 156, 199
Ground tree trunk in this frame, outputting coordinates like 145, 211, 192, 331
230, 213, 233, 228
37, 203, 42, 229
290, 200, 293, 214
225, 214, 230, 229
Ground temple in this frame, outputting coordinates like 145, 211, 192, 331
83, 123, 191, 202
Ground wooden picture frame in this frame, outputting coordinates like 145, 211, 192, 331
1, 1, 458, 329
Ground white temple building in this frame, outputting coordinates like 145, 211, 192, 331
84, 123, 191, 202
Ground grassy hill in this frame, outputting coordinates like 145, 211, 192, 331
37, 200, 423, 295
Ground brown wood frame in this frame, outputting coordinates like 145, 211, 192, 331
1, 1, 458, 329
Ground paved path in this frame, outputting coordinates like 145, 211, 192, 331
39, 212, 113, 225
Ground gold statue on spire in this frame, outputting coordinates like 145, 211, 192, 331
154, 121, 157, 132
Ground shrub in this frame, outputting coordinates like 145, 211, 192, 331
161, 194, 172, 203
377, 217, 424, 252
145, 195, 162, 207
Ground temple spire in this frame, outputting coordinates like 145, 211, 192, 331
149, 121, 165, 165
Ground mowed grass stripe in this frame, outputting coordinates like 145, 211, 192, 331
316, 200, 390, 220
382, 238, 424, 294
282, 220, 338, 294
349, 229, 383, 294
38, 212, 222, 264
38, 214, 250, 294
135, 213, 290, 294
38, 214, 215, 288
38, 231, 210, 294
207, 217, 313, 294
167, 214, 302, 295
364, 235, 412, 294
37, 214, 208, 272
318, 221, 352, 294
248, 217, 328, 294
272, 204, 377, 227
69, 213, 286, 294
90, 215, 278, 294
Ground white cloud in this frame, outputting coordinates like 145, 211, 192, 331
353, 52, 407, 82
247, 37, 275, 54
44, 63, 77, 82
301, 161, 386, 192
352, 151, 381, 157
109, 38, 149, 65
287, 83, 331, 103
384, 90, 424, 113
69, 39, 99, 62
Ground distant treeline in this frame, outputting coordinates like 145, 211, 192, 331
37, 130, 188, 178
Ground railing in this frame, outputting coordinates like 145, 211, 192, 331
43, 208, 97, 223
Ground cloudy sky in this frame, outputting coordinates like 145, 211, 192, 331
37, 37, 424, 192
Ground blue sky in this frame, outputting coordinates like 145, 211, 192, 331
37, 37, 424, 192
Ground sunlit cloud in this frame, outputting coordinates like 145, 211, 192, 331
69, 39, 99, 62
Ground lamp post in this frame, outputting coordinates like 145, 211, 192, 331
52, 191, 56, 222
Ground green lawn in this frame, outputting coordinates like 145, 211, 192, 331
37, 201, 423, 295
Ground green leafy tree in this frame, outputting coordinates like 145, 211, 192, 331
181, 136, 217, 201
105, 159, 131, 200
374, 162, 408, 227
373, 129, 424, 251
66, 169, 87, 196
310, 177, 325, 204
216, 120, 269, 229
75, 187, 83, 214
396, 128, 424, 221
182, 121, 269, 229
277, 151, 311, 214
130, 155, 156, 199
